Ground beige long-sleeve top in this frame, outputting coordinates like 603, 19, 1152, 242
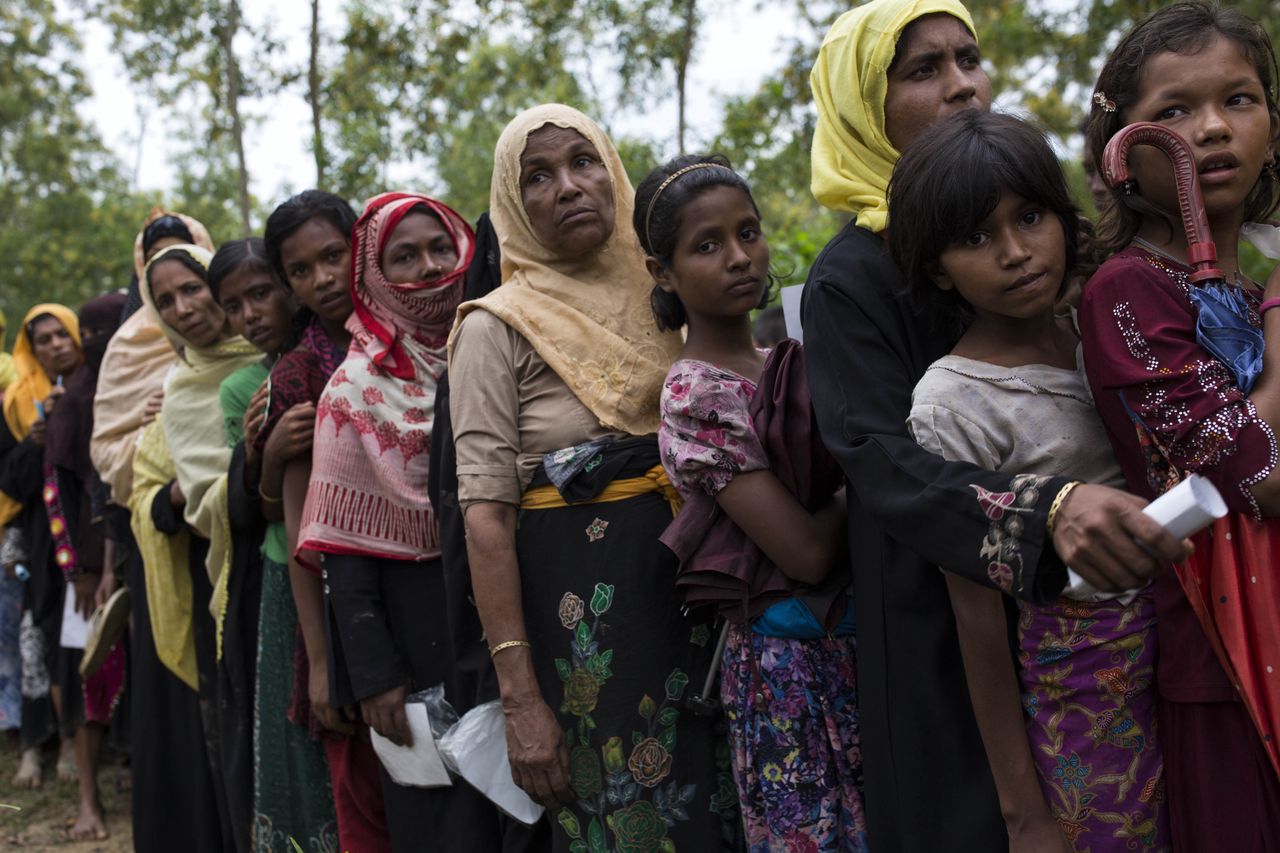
450, 309, 626, 509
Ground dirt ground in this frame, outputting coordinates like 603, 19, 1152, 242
0, 735, 132, 852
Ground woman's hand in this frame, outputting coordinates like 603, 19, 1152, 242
169, 479, 186, 510
361, 685, 412, 747
1007, 812, 1071, 853
503, 695, 573, 809
71, 573, 97, 619
264, 402, 315, 465
94, 565, 119, 611
1050, 484, 1191, 592
140, 390, 164, 425
308, 657, 353, 735
242, 382, 269, 465
27, 418, 46, 446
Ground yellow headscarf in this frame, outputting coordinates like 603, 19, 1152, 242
450, 103, 682, 436
0, 304, 81, 526
0, 309, 15, 392
133, 244, 258, 679
2, 304, 81, 441
91, 210, 214, 505
810, 0, 977, 232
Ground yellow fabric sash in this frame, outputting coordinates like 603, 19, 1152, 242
520, 465, 681, 517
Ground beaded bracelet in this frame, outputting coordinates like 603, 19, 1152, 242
1045, 481, 1082, 538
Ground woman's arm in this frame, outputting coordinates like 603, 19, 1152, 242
260, 402, 315, 524
716, 475, 844, 585
803, 234, 1185, 596
283, 457, 350, 734
464, 500, 572, 809
945, 576, 1070, 853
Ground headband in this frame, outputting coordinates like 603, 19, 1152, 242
643, 162, 728, 254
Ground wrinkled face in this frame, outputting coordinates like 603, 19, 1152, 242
380, 210, 459, 284
884, 14, 992, 153
149, 258, 228, 349
931, 192, 1067, 324
519, 125, 616, 259
29, 316, 82, 378
278, 216, 353, 325
1124, 35, 1278, 226
653, 186, 769, 325
217, 264, 296, 355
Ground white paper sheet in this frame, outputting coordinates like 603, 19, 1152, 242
781, 284, 805, 345
60, 585, 90, 650
369, 702, 453, 788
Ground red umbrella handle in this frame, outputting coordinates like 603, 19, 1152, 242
1102, 122, 1225, 284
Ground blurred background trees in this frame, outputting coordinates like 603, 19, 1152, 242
4, 0, 1277, 311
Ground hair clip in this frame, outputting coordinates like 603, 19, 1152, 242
1093, 91, 1117, 113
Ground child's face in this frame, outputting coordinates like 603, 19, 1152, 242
217, 265, 296, 356
650, 185, 769, 326
1124, 35, 1277, 225
931, 192, 1066, 323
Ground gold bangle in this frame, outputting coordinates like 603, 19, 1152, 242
259, 488, 283, 507
489, 639, 532, 658
1046, 481, 1082, 538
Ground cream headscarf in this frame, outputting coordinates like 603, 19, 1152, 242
134, 244, 259, 675
810, 0, 978, 232
92, 210, 214, 504
449, 104, 682, 436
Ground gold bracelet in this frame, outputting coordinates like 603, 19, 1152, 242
489, 639, 532, 658
259, 487, 283, 507
1046, 481, 1082, 538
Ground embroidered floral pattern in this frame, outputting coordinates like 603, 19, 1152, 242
969, 475, 1047, 595
585, 517, 609, 542
552, 582, 703, 852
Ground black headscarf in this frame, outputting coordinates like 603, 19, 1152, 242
45, 292, 127, 479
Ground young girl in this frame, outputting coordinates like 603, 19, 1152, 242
640, 155, 867, 852
891, 112, 1167, 852
208, 239, 337, 852
1080, 4, 1280, 847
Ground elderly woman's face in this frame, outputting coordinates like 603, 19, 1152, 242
519, 125, 616, 259
883, 14, 991, 152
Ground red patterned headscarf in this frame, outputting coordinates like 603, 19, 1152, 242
298, 193, 474, 562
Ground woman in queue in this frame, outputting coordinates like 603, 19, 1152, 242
130, 243, 258, 852
450, 104, 739, 852
800, 0, 1189, 847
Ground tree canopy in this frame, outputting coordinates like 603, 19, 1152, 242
4, 0, 1276, 314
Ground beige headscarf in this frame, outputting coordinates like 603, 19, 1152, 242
449, 104, 682, 436
91, 210, 214, 504
810, 0, 978, 232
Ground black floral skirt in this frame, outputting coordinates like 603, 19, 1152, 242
516, 441, 740, 853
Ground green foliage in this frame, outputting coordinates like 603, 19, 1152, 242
0, 0, 141, 312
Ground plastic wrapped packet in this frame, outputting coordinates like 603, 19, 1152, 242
1242, 222, 1280, 260
369, 685, 453, 788
437, 700, 545, 825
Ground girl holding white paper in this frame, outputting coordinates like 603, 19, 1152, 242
892, 112, 1167, 851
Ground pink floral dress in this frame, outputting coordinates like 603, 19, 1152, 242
660, 358, 868, 853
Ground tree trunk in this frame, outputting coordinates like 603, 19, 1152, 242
675, 0, 697, 154
309, 0, 325, 185
220, 0, 252, 235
